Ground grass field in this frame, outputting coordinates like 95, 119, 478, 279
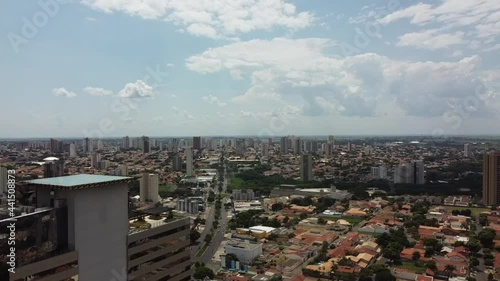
228, 177, 245, 189
159, 184, 174, 192
439, 205, 490, 217
394, 262, 425, 274
339, 216, 364, 225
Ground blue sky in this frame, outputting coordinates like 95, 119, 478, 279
1, 0, 499, 138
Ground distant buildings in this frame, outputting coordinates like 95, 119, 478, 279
185, 147, 194, 177
140, 173, 159, 203
483, 151, 500, 205
394, 161, 425, 185
300, 154, 313, 182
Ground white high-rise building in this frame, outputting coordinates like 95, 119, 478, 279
122, 136, 130, 149
140, 173, 159, 203
261, 143, 269, 157
0, 166, 7, 194
90, 153, 101, 168
186, 147, 194, 177
371, 166, 387, 179
69, 143, 77, 158
464, 143, 472, 158
97, 140, 104, 150
327, 135, 335, 146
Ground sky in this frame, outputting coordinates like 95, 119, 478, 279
1, 0, 500, 138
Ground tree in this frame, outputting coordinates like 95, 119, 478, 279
425, 260, 437, 272
444, 265, 456, 279
469, 257, 480, 268
190, 229, 201, 244
271, 203, 284, 212
375, 270, 395, 281
412, 251, 421, 265
317, 217, 327, 225
193, 266, 214, 279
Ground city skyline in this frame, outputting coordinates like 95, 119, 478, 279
2, 0, 500, 137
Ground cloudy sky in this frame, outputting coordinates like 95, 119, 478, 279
1, 0, 500, 138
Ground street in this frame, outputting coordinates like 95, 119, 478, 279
192, 161, 229, 265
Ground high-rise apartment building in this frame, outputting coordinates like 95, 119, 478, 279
140, 173, 159, 203
235, 139, 245, 156
185, 147, 194, 177
300, 154, 313, 182
371, 166, 387, 179
122, 136, 130, 150
50, 138, 62, 153
193, 136, 202, 150
69, 143, 77, 158
173, 154, 183, 171
292, 138, 302, 155
464, 143, 472, 158
171, 138, 179, 153
43, 157, 64, 178
0, 166, 7, 194
483, 151, 500, 206
261, 143, 269, 157
393, 161, 425, 184
327, 135, 335, 145
2, 174, 191, 281
280, 136, 289, 154
142, 136, 150, 153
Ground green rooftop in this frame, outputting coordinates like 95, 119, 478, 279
25, 174, 133, 190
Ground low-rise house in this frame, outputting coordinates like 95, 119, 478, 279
358, 223, 390, 234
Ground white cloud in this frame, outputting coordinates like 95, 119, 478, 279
81, 0, 315, 39
397, 29, 465, 50
85, 17, 97, 21
374, 0, 500, 51
117, 80, 154, 98
84, 86, 113, 96
52, 88, 77, 98
186, 38, 498, 118
202, 95, 226, 106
